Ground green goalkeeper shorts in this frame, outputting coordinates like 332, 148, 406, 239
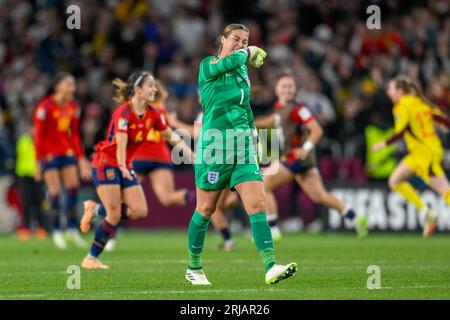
194, 148, 263, 191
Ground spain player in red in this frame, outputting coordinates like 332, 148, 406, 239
80, 71, 193, 269
33, 73, 91, 249
255, 72, 368, 239
102, 80, 196, 252
132, 80, 196, 206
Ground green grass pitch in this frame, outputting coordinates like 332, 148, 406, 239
1, 230, 449, 299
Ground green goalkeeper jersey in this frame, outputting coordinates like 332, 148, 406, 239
197, 49, 256, 152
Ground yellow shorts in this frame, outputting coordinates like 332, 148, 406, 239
402, 151, 444, 183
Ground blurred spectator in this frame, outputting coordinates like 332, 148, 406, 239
297, 72, 336, 127
0, 110, 17, 234
15, 114, 47, 239
172, 5, 206, 58
0, 111, 14, 176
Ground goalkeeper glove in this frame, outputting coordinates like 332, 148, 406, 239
246, 46, 267, 68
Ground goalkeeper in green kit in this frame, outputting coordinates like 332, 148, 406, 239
185, 23, 297, 285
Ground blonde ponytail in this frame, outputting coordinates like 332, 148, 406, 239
154, 80, 168, 103
112, 78, 129, 104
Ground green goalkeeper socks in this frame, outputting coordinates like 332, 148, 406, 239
250, 213, 276, 272
187, 210, 211, 270
188, 211, 275, 272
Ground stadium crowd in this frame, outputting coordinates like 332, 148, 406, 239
0, 0, 449, 232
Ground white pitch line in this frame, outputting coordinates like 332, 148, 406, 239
80, 259, 450, 267
0, 293, 46, 298
0, 288, 280, 299
109, 259, 254, 264
2, 285, 450, 299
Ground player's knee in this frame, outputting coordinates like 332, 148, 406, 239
138, 205, 148, 218
388, 177, 398, 190
47, 188, 61, 200
247, 199, 266, 214
196, 203, 216, 217
64, 174, 80, 188
62, 173, 80, 189
310, 191, 327, 204
106, 206, 122, 225
66, 183, 80, 191
129, 204, 148, 219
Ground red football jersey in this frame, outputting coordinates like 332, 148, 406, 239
33, 96, 84, 161
289, 104, 314, 125
92, 101, 168, 169
274, 99, 313, 123
274, 100, 314, 162
133, 101, 171, 163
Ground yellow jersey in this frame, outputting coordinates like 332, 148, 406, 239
393, 95, 443, 156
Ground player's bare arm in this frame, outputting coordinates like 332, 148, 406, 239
116, 132, 133, 180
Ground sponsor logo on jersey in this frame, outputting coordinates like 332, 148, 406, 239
210, 58, 218, 64
207, 171, 219, 184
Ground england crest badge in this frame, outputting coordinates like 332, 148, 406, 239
207, 171, 219, 184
